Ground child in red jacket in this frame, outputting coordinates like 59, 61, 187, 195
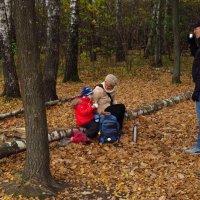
71, 87, 99, 138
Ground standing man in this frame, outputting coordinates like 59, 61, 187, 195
186, 21, 200, 154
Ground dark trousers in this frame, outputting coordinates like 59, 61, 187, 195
82, 120, 99, 138
105, 103, 125, 129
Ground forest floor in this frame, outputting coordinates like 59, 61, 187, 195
0, 64, 200, 199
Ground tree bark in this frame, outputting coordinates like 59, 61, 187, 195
13, 0, 63, 197
63, 0, 81, 82
115, 0, 125, 62
171, 0, 181, 84
0, 0, 20, 98
154, 0, 162, 67
163, 0, 169, 55
43, 0, 60, 102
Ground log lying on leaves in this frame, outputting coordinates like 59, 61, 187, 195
0, 91, 192, 159
125, 91, 192, 119
0, 95, 80, 120
0, 127, 85, 159
0, 108, 24, 120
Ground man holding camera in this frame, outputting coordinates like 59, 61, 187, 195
186, 21, 200, 154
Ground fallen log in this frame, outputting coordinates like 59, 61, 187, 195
125, 91, 192, 119
0, 127, 85, 159
0, 92, 192, 120
0, 108, 24, 120
0, 92, 192, 159
0, 95, 80, 120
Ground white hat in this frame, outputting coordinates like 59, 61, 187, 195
105, 74, 117, 86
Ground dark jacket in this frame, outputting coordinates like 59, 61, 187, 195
189, 36, 200, 98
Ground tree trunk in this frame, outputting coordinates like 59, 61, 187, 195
0, 0, 20, 98
63, 0, 81, 82
144, 2, 157, 58
154, 0, 162, 67
10, 0, 63, 197
43, 0, 60, 102
163, 0, 168, 54
115, 0, 125, 62
88, 0, 97, 62
171, 0, 181, 84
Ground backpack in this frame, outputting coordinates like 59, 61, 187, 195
99, 114, 120, 143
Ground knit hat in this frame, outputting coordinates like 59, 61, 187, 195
105, 74, 117, 86
192, 21, 200, 29
81, 87, 93, 96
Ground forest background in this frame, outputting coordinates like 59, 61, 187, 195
1, 0, 200, 199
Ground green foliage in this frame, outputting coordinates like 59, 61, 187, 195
34, 0, 200, 73
78, 0, 116, 57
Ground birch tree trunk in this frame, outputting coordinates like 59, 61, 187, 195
0, 0, 20, 97
7, 0, 64, 197
0, 92, 192, 159
4, 0, 15, 41
171, 0, 181, 84
144, 2, 157, 58
154, 0, 162, 67
43, 0, 60, 102
63, 0, 81, 82
115, 0, 125, 62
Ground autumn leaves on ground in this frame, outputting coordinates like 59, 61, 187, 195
0, 64, 200, 200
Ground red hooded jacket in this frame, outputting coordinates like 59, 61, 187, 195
73, 97, 96, 126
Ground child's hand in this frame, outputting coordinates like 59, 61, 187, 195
92, 103, 98, 108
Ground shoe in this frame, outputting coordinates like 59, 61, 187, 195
185, 146, 200, 154
59, 137, 71, 147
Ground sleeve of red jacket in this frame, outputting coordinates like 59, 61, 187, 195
76, 103, 95, 116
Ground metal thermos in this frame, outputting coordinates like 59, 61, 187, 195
133, 125, 137, 143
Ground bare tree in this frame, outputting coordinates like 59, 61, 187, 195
43, 0, 60, 102
63, 0, 81, 82
0, 0, 20, 97
171, 0, 181, 83
2, 0, 64, 197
